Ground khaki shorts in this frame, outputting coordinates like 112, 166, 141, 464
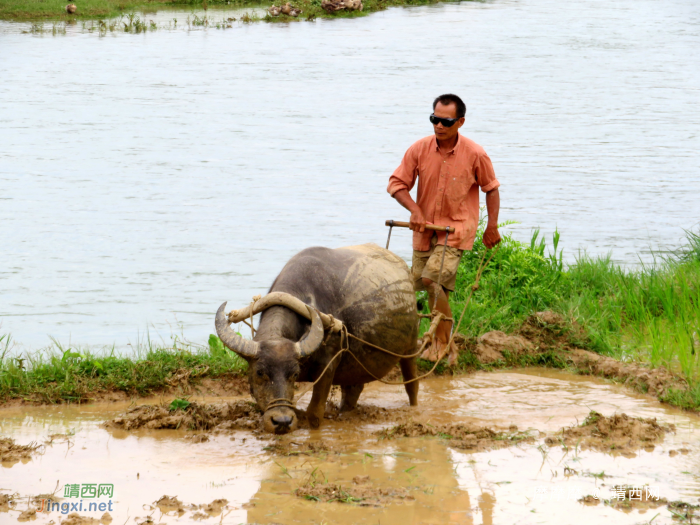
412, 236, 463, 292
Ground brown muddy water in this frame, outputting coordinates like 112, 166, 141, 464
2, 369, 699, 524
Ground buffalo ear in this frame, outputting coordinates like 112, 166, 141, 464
294, 305, 324, 358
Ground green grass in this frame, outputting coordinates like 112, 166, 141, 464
2, 221, 698, 409
0, 334, 247, 403
1, 0, 169, 21
416, 217, 700, 408
0, 0, 445, 23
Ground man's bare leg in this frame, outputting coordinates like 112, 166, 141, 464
420, 277, 459, 364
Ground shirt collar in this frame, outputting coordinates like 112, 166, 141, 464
433, 133, 460, 155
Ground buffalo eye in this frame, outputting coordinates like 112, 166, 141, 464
256, 369, 264, 378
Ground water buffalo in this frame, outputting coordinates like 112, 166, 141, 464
215, 243, 419, 434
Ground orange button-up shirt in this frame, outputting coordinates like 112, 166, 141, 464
387, 134, 500, 251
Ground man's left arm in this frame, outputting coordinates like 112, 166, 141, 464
475, 151, 501, 249
483, 188, 501, 249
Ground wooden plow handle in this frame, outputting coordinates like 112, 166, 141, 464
385, 220, 455, 233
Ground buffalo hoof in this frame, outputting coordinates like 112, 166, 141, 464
307, 411, 321, 429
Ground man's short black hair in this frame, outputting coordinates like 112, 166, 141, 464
433, 94, 466, 119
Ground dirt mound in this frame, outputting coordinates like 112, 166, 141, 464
265, 439, 342, 457
565, 349, 686, 398
151, 496, 227, 518
548, 411, 675, 456
198, 498, 228, 516
296, 475, 414, 507
0, 493, 15, 512
61, 513, 113, 524
0, 437, 42, 465
155, 495, 185, 514
329, 404, 415, 425
378, 421, 533, 451
474, 331, 535, 363
105, 400, 262, 431
17, 509, 36, 522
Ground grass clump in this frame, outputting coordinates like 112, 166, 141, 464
0, 334, 247, 404
1, 0, 444, 23
169, 397, 191, 411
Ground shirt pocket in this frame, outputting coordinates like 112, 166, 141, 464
446, 169, 474, 220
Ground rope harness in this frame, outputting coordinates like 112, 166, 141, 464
245, 246, 499, 412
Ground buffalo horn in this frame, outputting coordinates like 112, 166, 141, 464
294, 305, 324, 358
215, 302, 260, 358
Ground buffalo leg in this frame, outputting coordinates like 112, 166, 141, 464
306, 365, 336, 429
400, 357, 419, 406
339, 384, 364, 412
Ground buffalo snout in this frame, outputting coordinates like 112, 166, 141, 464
264, 407, 298, 434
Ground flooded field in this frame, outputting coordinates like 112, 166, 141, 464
2, 370, 699, 524
1, 0, 700, 350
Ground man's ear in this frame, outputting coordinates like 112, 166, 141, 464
457, 117, 466, 129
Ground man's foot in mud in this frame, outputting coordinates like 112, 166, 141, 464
419, 342, 437, 361
446, 340, 460, 367
420, 339, 450, 362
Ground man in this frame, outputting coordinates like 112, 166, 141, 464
387, 94, 501, 365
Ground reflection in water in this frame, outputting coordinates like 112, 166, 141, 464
245, 439, 476, 524
1, 0, 699, 350
1, 370, 697, 524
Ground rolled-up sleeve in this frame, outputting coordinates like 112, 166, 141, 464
387, 143, 419, 196
475, 152, 500, 193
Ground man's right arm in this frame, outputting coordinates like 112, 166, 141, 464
392, 189, 426, 233
388, 142, 426, 232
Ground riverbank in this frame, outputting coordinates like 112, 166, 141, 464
435, 222, 700, 410
1, 226, 698, 409
0, 0, 439, 23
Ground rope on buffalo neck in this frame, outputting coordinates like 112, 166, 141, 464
290, 329, 350, 403
242, 295, 262, 338
266, 398, 296, 410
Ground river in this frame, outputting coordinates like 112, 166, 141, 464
1, 0, 699, 350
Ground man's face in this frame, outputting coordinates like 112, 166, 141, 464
432, 101, 465, 142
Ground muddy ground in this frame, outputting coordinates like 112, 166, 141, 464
0, 437, 43, 466
2, 368, 699, 524
1, 313, 698, 524
103, 400, 678, 459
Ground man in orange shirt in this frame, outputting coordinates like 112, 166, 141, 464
387, 94, 501, 365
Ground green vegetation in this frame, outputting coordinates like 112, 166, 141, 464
1, 221, 698, 409
417, 219, 700, 409
0, 334, 247, 403
0, 0, 443, 24
169, 397, 192, 411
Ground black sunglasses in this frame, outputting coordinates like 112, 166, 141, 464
429, 114, 460, 127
